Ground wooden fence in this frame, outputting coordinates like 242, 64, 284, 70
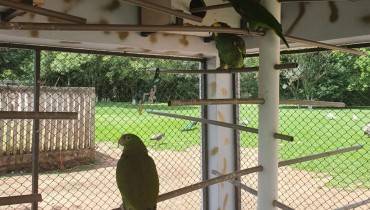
0, 86, 96, 172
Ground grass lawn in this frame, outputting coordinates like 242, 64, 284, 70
95, 102, 370, 189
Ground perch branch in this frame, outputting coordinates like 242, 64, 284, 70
123, 0, 203, 22
158, 63, 298, 74
147, 110, 294, 141
0, 22, 260, 36
112, 145, 361, 209
0, 194, 42, 206
212, 170, 294, 210
158, 166, 263, 202
0, 111, 78, 120
0, 0, 86, 24
280, 100, 346, 107
286, 35, 366, 56
169, 98, 265, 106
279, 144, 363, 167
334, 198, 370, 210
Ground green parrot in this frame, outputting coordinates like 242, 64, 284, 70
116, 134, 159, 210
212, 22, 247, 69
227, 0, 290, 48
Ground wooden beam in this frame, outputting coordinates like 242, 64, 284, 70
286, 35, 367, 56
0, 22, 261, 36
0, 194, 42, 206
157, 166, 263, 202
0, 111, 78, 120
212, 170, 294, 210
123, 0, 203, 23
169, 98, 265, 106
0, 0, 86, 24
189, 0, 351, 13
147, 110, 294, 141
280, 100, 346, 107
158, 63, 298, 74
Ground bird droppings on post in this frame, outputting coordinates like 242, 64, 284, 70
221, 88, 228, 97
149, 34, 158, 44
210, 147, 219, 156
179, 35, 189, 47
223, 193, 229, 210
117, 32, 129, 41
217, 111, 225, 122
30, 30, 39, 38
223, 138, 230, 145
210, 82, 217, 97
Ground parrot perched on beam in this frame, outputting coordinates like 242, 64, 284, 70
212, 22, 247, 69
227, 0, 290, 48
116, 134, 159, 210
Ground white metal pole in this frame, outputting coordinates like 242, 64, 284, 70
206, 57, 237, 210
257, 0, 281, 209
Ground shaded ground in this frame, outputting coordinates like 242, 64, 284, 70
0, 143, 369, 210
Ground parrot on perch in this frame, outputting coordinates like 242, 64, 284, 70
227, 0, 290, 48
116, 134, 159, 210
212, 22, 247, 69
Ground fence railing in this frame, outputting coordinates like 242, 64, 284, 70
0, 85, 96, 172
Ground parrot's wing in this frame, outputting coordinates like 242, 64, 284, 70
116, 154, 159, 210
233, 37, 247, 58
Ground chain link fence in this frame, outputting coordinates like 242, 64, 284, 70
0, 47, 369, 210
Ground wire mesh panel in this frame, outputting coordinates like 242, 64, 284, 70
240, 51, 370, 209
0, 49, 203, 210
0, 48, 35, 210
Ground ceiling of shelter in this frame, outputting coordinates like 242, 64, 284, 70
0, 0, 369, 58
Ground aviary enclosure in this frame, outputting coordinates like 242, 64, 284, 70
0, 0, 369, 210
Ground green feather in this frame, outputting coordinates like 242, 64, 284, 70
228, 0, 290, 48
116, 134, 159, 210
215, 33, 246, 69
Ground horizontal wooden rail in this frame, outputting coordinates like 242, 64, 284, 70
123, 0, 203, 22
147, 110, 294, 141
286, 35, 366, 56
0, 0, 86, 24
0, 111, 78, 120
0, 22, 261, 36
280, 100, 346, 107
158, 63, 298, 74
0, 194, 42, 206
169, 98, 345, 107
212, 170, 294, 210
169, 98, 265, 106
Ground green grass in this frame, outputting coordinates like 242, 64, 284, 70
95, 102, 370, 189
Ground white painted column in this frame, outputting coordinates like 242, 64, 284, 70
205, 57, 237, 210
257, 0, 281, 210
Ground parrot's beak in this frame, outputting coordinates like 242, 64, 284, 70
118, 135, 126, 148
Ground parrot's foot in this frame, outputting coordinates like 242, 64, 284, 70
203, 35, 214, 43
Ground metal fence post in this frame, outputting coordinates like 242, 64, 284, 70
31, 49, 41, 210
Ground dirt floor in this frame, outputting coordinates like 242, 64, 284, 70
0, 143, 369, 210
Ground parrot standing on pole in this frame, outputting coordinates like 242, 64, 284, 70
116, 134, 159, 210
227, 0, 290, 48
212, 22, 247, 69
